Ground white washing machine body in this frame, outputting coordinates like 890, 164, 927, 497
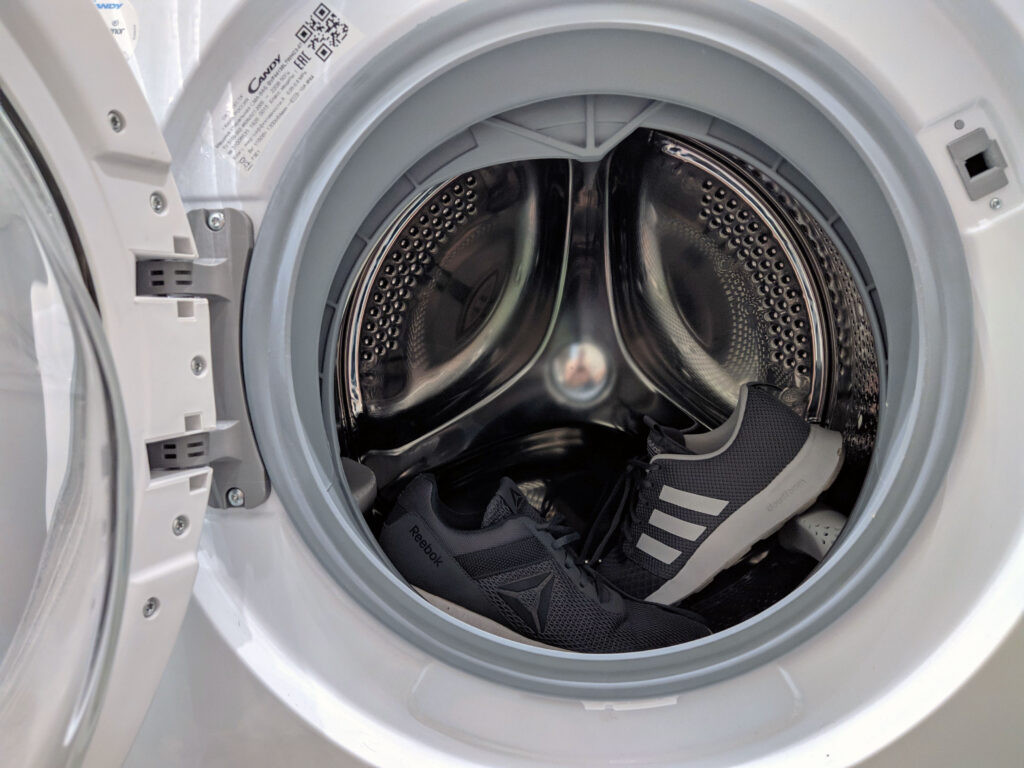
1, 1, 1023, 766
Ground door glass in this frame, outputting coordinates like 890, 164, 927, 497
0, 99, 128, 766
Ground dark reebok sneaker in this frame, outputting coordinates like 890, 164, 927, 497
582, 383, 844, 605
379, 474, 710, 653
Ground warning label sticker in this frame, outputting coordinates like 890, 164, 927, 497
213, 2, 359, 173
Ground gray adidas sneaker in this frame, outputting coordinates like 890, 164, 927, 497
582, 383, 844, 605
379, 474, 710, 652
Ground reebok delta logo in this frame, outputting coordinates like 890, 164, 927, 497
409, 524, 444, 567
496, 571, 554, 634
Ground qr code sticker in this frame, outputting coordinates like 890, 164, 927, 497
295, 3, 349, 62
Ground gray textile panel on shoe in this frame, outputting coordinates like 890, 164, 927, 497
456, 538, 548, 579
627, 388, 810, 581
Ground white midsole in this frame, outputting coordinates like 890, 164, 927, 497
414, 588, 561, 650
645, 425, 845, 605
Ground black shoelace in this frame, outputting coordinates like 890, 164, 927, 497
536, 512, 613, 604
581, 458, 661, 565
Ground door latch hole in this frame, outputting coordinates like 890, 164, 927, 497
947, 127, 1008, 200
964, 151, 990, 178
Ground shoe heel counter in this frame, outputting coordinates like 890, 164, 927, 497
388, 474, 436, 524
380, 515, 498, 620
380, 513, 453, 590
745, 385, 814, 450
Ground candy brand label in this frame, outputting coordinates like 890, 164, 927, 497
213, 2, 359, 173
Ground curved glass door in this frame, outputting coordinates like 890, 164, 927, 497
0, 98, 129, 766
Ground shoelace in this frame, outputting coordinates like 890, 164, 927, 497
582, 458, 661, 565
536, 513, 613, 604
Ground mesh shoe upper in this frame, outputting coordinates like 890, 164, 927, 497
588, 384, 826, 599
626, 386, 809, 581
379, 475, 710, 653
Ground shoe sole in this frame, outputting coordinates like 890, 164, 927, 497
414, 588, 562, 650
644, 424, 845, 606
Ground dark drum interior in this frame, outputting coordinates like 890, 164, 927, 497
335, 129, 881, 632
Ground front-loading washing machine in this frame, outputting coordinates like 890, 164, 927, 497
1, 0, 1023, 765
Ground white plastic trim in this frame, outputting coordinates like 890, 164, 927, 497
0, 2, 215, 765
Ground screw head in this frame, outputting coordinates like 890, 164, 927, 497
142, 597, 160, 618
990, 197, 1003, 210
108, 110, 125, 133
150, 191, 166, 214
172, 515, 189, 536
190, 355, 206, 376
206, 210, 226, 231
226, 487, 245, 507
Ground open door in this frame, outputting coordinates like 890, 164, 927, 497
0, 2, 214, 765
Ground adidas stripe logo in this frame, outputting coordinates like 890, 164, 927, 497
636, 485, 728, 565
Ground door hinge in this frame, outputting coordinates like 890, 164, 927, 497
139, 208, 269, 508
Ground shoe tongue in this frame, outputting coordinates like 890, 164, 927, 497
644, 416, 691, 457
482, 477, 544, 527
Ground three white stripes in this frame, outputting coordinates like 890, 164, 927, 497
636, 485, 728, 565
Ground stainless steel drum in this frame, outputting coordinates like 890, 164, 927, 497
337, 130, 880, 536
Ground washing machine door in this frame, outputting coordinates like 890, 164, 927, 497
0, 2, 215, 766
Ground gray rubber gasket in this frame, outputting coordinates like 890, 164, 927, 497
243, 0, 971, 696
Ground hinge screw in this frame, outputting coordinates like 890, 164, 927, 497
206, 210, 226, 231
190, 355, 206, 376
172, 515, 189, 536
142, 597, 160, 618
226, 487, 245, 507
108, 110, 125, 133
150, 191, 166, 214
989, 197, 1003, 210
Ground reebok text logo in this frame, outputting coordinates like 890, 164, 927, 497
409, 525, 444, 567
